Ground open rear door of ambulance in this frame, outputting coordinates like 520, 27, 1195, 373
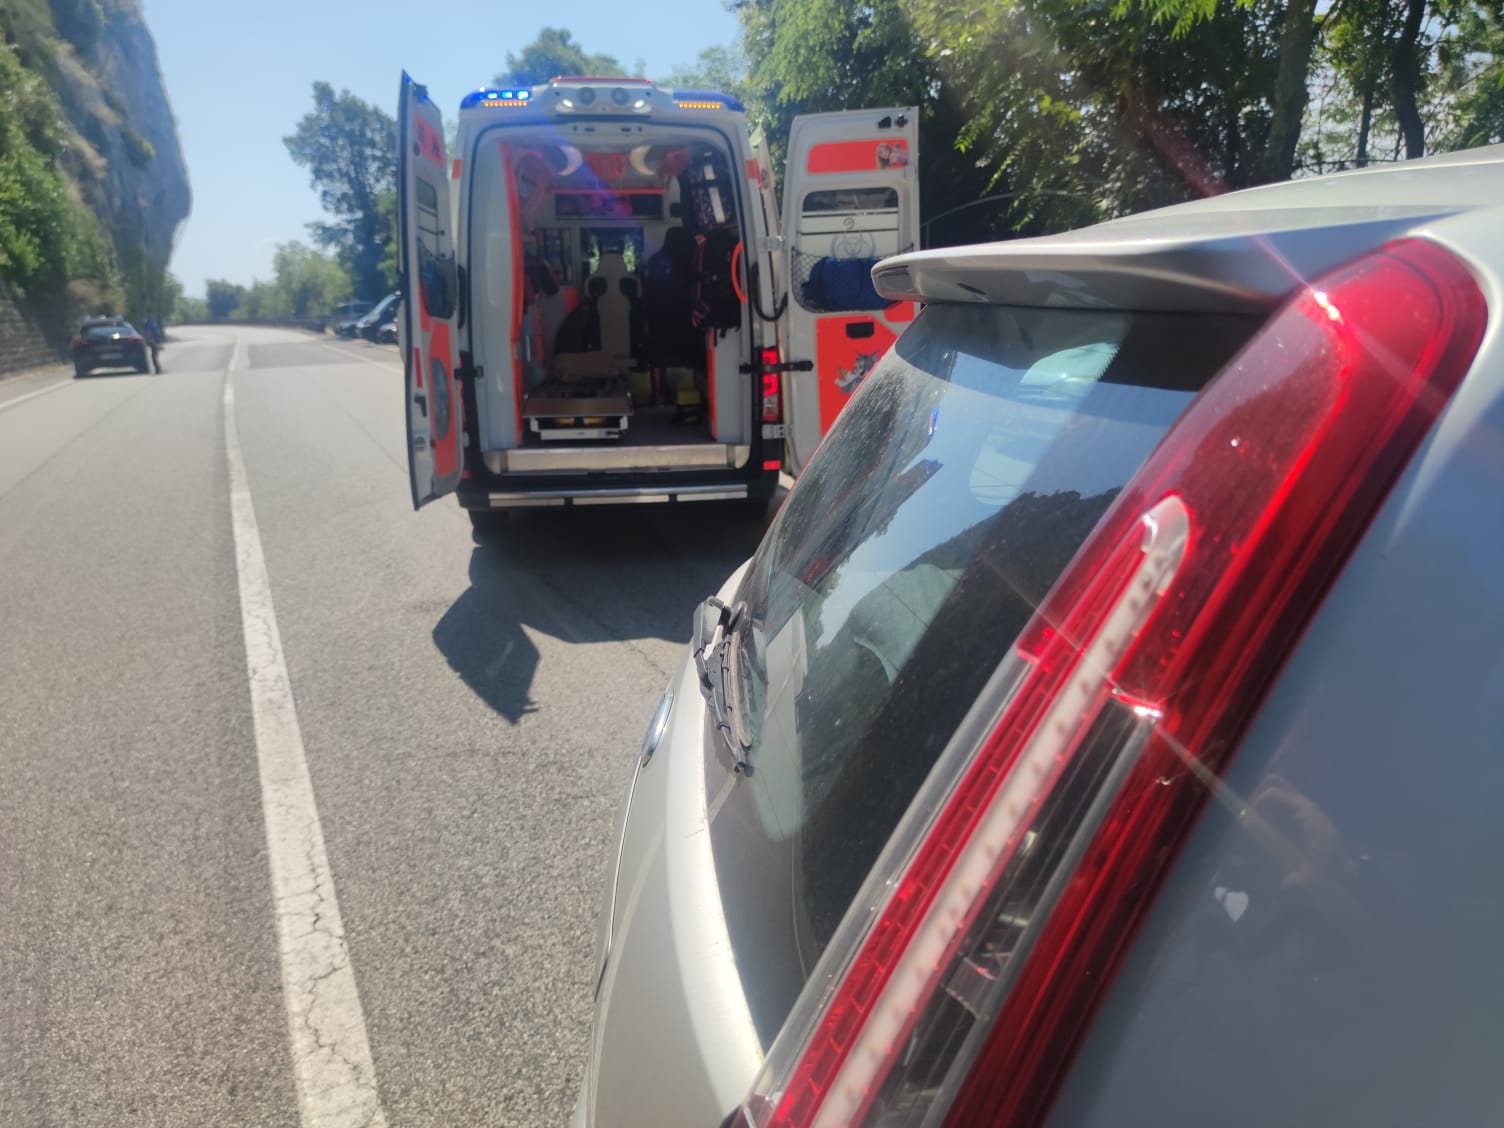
781, 108, 919, 477
399, 72, 463, 509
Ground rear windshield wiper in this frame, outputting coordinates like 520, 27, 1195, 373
692, 597, 750, 773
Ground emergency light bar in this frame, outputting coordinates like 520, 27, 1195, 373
670, 89, 746, 112
460, 88, 533, 110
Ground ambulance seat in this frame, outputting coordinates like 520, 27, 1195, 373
553, 279, 603, 357
585, 254, 633, 362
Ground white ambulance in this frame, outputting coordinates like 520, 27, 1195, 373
398, 71, 919, 524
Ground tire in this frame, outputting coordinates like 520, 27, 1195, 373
74, 363, 88, 378
135, 361, 150, 374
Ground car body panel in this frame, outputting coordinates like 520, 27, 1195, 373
585, 559, 760, 1128
1050, 199, 1504, 1124
581, 144, 1504, 1128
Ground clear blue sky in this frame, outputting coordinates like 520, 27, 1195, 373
144, 0, 741, 298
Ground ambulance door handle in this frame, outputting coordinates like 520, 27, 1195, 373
414, 393, 428, 418
845, 322, 876, 340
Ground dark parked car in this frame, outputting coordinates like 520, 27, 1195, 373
576, 144, 1504, 1128
377, 300, 400, 345
331, 300, 374, 338
356, 292, 399, 342
72, 317, 149, 376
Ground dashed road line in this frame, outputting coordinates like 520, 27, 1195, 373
224, 337, 388, 1128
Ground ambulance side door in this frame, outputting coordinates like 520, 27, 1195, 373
399, 72, 463, 509
780, 108, 920, 477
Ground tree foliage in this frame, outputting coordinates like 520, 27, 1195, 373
203, 242, 351, 321
204, 277, 243, 319
493, 28, 620, 86
738, 0, 999, 244
0, 36, 113, 298
264, 240, 352, 317
661, 45, 747, 94
375, 188, 398, 292
284, 82, 396, 301
733, 0, 1504, 237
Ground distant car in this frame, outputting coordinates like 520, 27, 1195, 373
357, 292, 399, 342
578, 144, 1504, 1128
331, 300, 374, 338
377, 301, 400, 344
72, 317, 149, 376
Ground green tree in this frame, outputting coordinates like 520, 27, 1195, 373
205, 278, 244, 320
738, 0, 998, 245
284, 82, 395, 301
492, 28, 621, 86
1441, 2, 1504, 146
375, 188, 398, 291
0, 38, 113, 298
155, 270, 182, 320
269, 240, 352, 316
237, 279, 277, 320
661, 45, 747, 94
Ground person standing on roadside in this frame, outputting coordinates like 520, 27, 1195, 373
142, 312, 164, 373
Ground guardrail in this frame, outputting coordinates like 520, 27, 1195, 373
174, 317, 331, 334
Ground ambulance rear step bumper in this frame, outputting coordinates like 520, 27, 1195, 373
487, 443, 751, 473
476, 483, 750, 508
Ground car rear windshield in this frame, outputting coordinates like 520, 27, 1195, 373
707, 299, 1263, 1046
83, 324, 132, 339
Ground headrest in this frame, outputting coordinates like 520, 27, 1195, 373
592, 252, 631, 285
586, 277, 608, 299
619, 277, 640, 299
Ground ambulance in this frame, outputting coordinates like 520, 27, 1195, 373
398, 71, 919, 524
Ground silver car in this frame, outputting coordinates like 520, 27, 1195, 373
578, 144, 1504, 1128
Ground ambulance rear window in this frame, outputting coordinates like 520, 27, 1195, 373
802, 188, 899, 214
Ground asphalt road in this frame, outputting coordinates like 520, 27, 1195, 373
0, 326, 770, 1126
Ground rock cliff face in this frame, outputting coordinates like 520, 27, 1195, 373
0, 0, 190, 322
58, 0, 191, 305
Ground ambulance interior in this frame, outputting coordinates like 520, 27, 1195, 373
467, 126, 754, 468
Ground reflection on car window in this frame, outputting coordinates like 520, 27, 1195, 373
708, 301, 1260, 1046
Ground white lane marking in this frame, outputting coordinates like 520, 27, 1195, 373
224, 340, 388, 1128
0, 378, 71, 414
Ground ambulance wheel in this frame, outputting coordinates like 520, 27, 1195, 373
468, 509, 510, 535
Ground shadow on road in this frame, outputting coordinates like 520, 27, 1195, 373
432, 504, 772, 723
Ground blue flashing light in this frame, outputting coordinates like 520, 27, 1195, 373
460, 87, 534, 110
671, 88, 745, 112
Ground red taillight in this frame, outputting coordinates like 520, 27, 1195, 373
736, 239, 1487, 1128
761, 348, 782, 423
